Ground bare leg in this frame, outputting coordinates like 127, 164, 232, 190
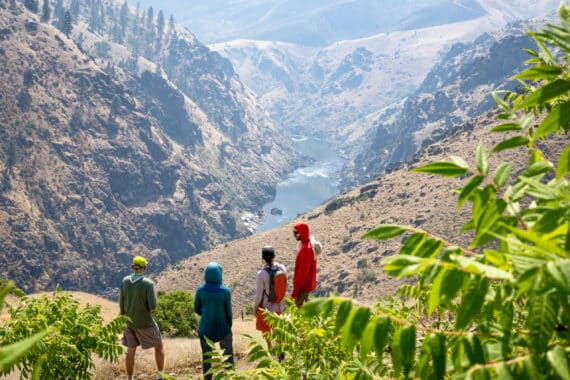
264, 334, 272, 350
155, 343, 165, 372
295, 291, 309, 308
126, 346, 137, 377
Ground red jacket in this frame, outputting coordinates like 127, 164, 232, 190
291, 222, 317, 298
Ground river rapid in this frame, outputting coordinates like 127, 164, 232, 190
254, 135, 344, 233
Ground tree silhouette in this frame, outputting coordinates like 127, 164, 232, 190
6, 142, 17, 171
119, 1, 128, 37
168, 14, 174, 34
41, 0, 50, 22
23, 70, 34, 87
24, 0, 38, 13
62, 9, 72, 37
77, 75, 89, 112
53, 0, 64, 30
146, 6, 153, 28
70, 0, 80, 21
157, 10, 164, 41
109, 95, 121, 121
17, 91, 32, 112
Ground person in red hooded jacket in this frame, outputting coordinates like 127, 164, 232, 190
291, 222, 317, 308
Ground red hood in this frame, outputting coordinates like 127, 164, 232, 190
294, 222, 310, 243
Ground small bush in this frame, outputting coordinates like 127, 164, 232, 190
0, 289, 126, 379
154, 290, 198, 337
17, 91, 31, 111
356, 258, 368, 268
356, 271, 376, 283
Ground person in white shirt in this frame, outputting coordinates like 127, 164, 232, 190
254, 246, 287, 348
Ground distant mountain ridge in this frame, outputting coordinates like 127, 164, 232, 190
0, 0, 300, 296
344, 17, 551, 187
132, 0, 553, 46
206, 1, 558, 140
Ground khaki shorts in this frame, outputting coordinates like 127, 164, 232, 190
122, 324, 162, 349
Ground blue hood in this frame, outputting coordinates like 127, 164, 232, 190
204, 262, 223, 284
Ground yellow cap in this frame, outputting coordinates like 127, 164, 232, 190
132, 256, 148, 268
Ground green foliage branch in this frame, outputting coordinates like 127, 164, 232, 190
211, 299, 370, 379
299, 5, 570, 379
0, 288, 127, 379
0, 282, 46, 378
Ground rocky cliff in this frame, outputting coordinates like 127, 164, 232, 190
343, 19, 544, 187
0, 1, 300, 296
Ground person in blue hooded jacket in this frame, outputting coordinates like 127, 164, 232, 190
194, 262, 234, 379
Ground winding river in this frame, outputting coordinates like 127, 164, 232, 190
255, 135, 343, 233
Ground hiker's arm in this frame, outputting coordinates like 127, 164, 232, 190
254, 272, 264, 308
226, 291, 233, 327
147, 283, 157, 312
194, 292, 201, 315
119, 284, 125, 315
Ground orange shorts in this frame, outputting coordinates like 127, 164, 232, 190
256, 308, 281, 333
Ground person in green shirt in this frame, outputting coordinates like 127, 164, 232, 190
120, 256, 165, 380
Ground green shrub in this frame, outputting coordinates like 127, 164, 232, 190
356, 258, 368, 268
154, 290, 198, 337
0, 289, 126, 379
241, 300, 356, 379
356, 271, 376, 284
0, 282, 46, 377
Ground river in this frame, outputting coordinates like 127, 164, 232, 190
255, 135, 343, 233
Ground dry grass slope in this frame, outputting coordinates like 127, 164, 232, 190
155, 111, 567, 313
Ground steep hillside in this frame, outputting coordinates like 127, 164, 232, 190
69, 0, 300, 210
155, 111, 567, 311
0, 2, 298, 297
343, 16, 552, 188
211, 17, 497, 139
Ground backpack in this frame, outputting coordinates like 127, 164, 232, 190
310, 236, 322, 257
264, 266, 287, 303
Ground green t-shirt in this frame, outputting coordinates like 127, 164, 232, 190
120, 274, 157, 329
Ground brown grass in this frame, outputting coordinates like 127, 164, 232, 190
93, 319, 260, 380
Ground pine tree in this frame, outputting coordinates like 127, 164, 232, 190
6, 142, 17, 172
70, 0, 80, 21
119, 1, 128, 36
157, 10, 164, 41
62, 9, 72, 37
140, 9, 145, 30
24, 0, 39, 13
168, 14, 175, 35
109, 95, 121, 120
145, 6, 155, 51
53, 0, 64, 30
41, 0, 50, 22
146, 6, 153, 27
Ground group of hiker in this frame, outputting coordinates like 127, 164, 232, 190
119, 221, 321, 380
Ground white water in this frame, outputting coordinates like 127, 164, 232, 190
255, 135, 343, 233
